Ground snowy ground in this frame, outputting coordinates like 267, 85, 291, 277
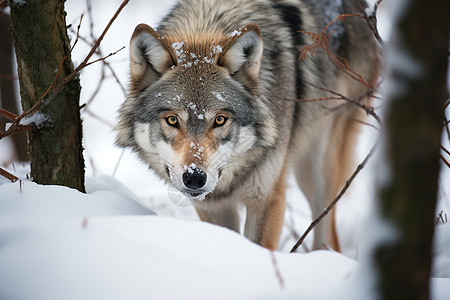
1, 0, 450, 299
1, 178, 449, 300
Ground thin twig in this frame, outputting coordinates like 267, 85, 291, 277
270, 251, 285, 289
292, 96, 344, 103
435, 210, 448, 225
291, 140, 379, 253
441, 145, 450, 156
83, 46, 126, 68
0, 108, 18, 121
355, 0, 384, 47
443, 116, 450, 143
440, 154, 450, 168
354, 119, 379, 131
298, 13, 373, 88
0, 167, 18, 183
112, 149, 125, 177
73, 0, 129, 74
86, 0, 96, 42
70, 13, 84, 52
0, 56, 67, 139
68, 27, 127, 96
294, 80, 383, 125
84, 108, 115, 128
0, 74, 18, 80
443, 119, 450, 128
104, 60, 127, 95
84, 64, 106, 107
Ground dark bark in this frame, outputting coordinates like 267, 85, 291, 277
375, 0, 449, 299
9, 0, 85, 192
0, 11, 28, 161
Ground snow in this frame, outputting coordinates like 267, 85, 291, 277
171, 41, 187, 65
0, 177, 153, 218
184, 162, 197, 173
187, 101, 197, 111
11, 0, 26, 7
212, 44, 223, 54
171, 40, 218, 67
365, 6, 375, 17
433, 223, 450, 278
19, 112, 50, 128
213, 91, 226, 101
0, 178, 449, 300
229, 29, 242, 37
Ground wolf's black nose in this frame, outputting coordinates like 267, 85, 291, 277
183, 169, 207, 189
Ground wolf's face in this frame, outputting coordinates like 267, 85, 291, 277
117, 23, 271, 200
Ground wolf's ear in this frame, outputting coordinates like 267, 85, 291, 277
219, 23, 263, 80
129, 24, 176, 84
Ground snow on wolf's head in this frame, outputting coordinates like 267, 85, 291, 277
116, 23, 275, 201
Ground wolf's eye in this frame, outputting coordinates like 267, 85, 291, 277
166, 116, 179, 128
214, 116, 227, 127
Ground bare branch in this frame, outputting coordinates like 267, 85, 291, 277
83, 46, 125, 68
70, 13, 84, 52
354, 0, 385, 47
290, 140, 379, 253
68, 28, 127, 96
293, 80, 383, 125
0, 108, 18, 121
83, 108, 115, 128
442, 145, 450, 156
298, 13, 374, 88
0, 55, 67, 139
270, 251, 285, 289
435, 211, 448, 225
104, 60, 127, 96
0, 74, 18, 80
443, 119, 450, 128
354, 119, 380, 131
0, 167, 18, 183
73, 0, 129, 74
84, 65, 106, 108
440, 154, 450, 168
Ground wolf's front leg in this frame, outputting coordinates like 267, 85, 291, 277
244, 180, 286, 250
194, 202, 240, 233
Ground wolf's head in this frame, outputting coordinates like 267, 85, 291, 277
116, 23, 277, 200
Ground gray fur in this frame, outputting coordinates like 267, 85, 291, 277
116, 0, 378, 250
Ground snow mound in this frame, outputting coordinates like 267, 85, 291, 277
432, 223, 450, 278
0, 179, 449, 299
0, 215, 356, 300
0, 177, 155, 218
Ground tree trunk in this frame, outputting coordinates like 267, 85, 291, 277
9, 0, 85, 192
0, 10, 28, 161
374, 0, 449, 299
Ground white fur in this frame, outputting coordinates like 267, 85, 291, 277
235, 127, 256, 154
134, 123, 154, 153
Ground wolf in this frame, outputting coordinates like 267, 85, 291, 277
116, 0, 378, 251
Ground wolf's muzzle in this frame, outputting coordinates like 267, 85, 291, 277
183, 168, 207, 190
